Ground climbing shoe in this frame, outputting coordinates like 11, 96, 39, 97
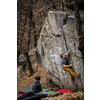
78, 75, 81, 77
76, 75, 81, 79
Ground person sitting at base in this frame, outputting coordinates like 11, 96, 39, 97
32, 76, 48, 97
60, 50, 80, 81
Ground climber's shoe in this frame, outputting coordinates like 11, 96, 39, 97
71, 80, 73, 82
76, 75, 81, 79
76, 76, 78, 79
78, 75, 81, 77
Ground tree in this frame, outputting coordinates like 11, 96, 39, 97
17, 0, 35, 76
73, 0, 84, 58
25, 0, 35, 76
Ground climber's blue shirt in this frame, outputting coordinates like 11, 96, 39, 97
61, 55, 68, 68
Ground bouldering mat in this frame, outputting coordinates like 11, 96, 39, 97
19, 87, 32, 94
55, 89, 74, 94
46, 90, 62, 97
19, 87, 53, 94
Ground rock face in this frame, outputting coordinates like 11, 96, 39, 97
35, 11, 84, 91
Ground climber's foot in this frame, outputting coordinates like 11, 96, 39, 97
76, 75, 81, 79
71, 80, 73, 82
78, 75, 81, 77
76, 76, 78, 79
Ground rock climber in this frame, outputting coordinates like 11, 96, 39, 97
60, 50, 80, 81
32, 76, 48, 97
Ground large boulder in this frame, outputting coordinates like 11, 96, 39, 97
35, 11, 84, 91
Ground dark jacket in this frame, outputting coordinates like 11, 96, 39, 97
32, 79, 42, 93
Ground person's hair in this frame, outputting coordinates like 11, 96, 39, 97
35, 76, 40, 80
60, 54, 64, 58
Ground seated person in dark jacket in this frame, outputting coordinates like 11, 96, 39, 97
32, 76, 48, 97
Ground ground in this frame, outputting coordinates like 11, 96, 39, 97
17, 64, 84, 100
49, 91, 84, 100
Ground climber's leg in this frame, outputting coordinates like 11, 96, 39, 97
62, 67, 77, 77
70, 74, 74, 81
69, 68, 77, 77
63, 67, 76, 81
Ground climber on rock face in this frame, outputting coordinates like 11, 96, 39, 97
60, 50, 80, 81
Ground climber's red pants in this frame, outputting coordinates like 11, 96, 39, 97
62, 67, 77, 81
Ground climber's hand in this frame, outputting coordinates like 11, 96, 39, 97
70, 64, 73, 66
66, 50, 70, 56
63, 64, 66, 67
68, 50, 70, 52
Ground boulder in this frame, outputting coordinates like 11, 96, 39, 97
18, 54, 26, 63
28, 51, 35, 57
18, 54, 28, 74
18, 62, 28, 74
35, 11, 84, 91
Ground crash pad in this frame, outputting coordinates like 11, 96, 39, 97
42, 88, 53, 92
55, 89, 74, 94
19, 87, 62, 97
46, 90, 62, 96
19, 87, 32, 94
19, 87, 53, 94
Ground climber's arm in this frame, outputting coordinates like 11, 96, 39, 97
66, 50, 70, 56
63, 64, 72, 68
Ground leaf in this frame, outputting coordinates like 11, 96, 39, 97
71, 1, 74, 5
78, 35, 81, 38
60, 29, 63, 32
64, 7, 66, 10
71, 29, 74, 32
51, 2, 52, 6
60, 5, 62, 9
67, 3, 70, 5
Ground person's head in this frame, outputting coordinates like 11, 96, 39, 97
35, 76, 41, 81
60, 54, 65, 59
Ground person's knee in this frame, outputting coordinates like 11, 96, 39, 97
42, 92, 48, 97
67, 70, 72, 73
44, 92, 48, 95
65, 68, 69, 72
42, 92, 48, 96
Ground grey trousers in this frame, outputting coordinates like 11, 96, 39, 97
36, 92, 48, 97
